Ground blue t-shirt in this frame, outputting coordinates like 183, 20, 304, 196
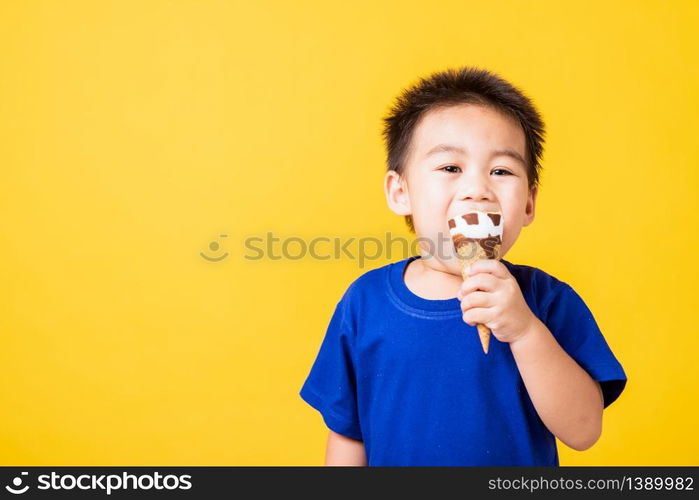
299, 255, 627, 466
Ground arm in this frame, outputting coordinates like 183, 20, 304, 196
459, 260, 605, 451
325, 430, 367, 466
509, 316, 604, 451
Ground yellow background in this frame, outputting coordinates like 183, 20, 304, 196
1, 0, 697, 465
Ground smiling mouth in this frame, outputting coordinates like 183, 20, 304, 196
6, 486, 29, 494
200, 252, 229, 262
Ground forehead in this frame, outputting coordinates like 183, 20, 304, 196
409, 103, 526, 160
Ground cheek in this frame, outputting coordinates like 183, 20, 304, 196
412, 182, 450, 212
500, 206, 526, 249
499, 193, 528, 235
501, 206, 522, 231
498, 185, 529, 217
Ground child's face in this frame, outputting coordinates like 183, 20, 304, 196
385, 103, 537, 273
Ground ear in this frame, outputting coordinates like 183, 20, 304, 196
523, 183, 538, 227
384, 170, 412, 216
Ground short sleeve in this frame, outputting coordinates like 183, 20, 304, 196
542, 283, 627, 408
299, 298, 362, 440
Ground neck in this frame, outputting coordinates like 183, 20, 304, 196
403, 255, 463, 300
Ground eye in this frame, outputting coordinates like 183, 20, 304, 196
491, 168, 512, 176
440, 165, 461, 173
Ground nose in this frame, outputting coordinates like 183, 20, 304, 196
455, 168, 495, 204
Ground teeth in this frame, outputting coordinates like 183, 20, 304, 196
447, 210, 503, 239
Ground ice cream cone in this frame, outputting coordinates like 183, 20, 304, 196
448, 211, 504, 355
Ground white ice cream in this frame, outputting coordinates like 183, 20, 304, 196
448, 211, 503, 239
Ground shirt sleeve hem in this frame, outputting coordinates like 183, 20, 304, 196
299, 385, 363, 441
583, 363, 628, 409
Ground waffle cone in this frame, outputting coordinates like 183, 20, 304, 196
456, 240, 500, 355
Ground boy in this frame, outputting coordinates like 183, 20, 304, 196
299, 66, 627, 466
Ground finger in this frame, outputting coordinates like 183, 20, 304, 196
460, 291, 492, 311
466, 259, 509, 279
460, 273, 499, 295
462, 307, 490, 326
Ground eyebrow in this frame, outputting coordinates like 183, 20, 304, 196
424, 143, 526, 165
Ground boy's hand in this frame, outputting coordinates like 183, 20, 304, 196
456, 259, 536, 344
